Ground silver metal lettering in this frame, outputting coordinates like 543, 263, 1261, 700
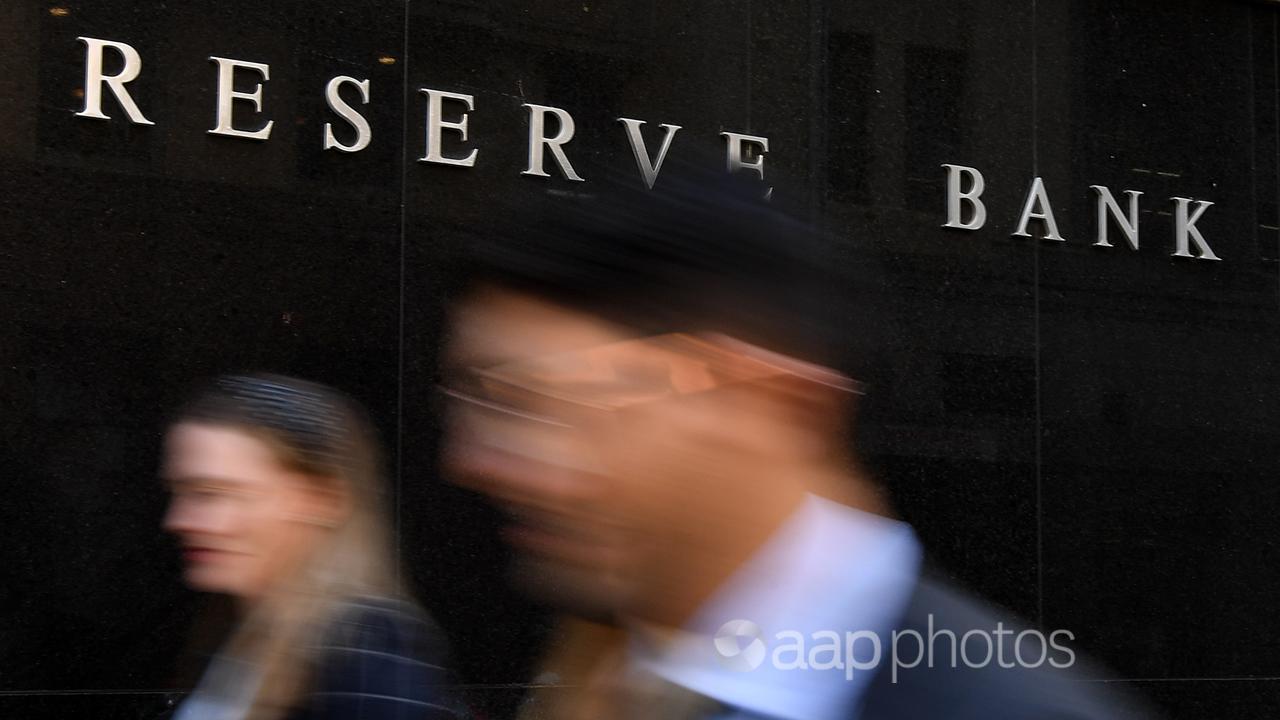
522, 103, 583, 180
618, 118, 681, 189
323, 76, 371, 153
720, 131, 771, 199
208, 56, 273, 140
1012, 177, 1065, 241
942, 164, 986, 230
420, 89, 478, 167
75, 37, 153, 125
720, 131, 769, 176
1171, 197, 1220, 261
1090, 186, 1142, 250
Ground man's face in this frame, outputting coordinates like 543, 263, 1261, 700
443, 286, 749, 615
441, 287, 643, 616
441, 286, 822, 621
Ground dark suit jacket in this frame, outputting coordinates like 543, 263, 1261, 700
286, 598, 466, 720
857, 571, 1157, 720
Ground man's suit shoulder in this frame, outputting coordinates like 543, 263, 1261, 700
857, 573, 1156, 720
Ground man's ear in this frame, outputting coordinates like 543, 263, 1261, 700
744, 372, 855, 459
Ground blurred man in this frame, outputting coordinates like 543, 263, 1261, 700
439, 164, 1150, 719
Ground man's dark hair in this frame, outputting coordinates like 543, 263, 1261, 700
452, 156, 889, 382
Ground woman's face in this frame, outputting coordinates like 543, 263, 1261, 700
162, 422, 333, 600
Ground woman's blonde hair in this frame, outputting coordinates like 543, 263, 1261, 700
174, 373, 401, 720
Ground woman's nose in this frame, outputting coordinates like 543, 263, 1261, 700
162, 497, 203, 536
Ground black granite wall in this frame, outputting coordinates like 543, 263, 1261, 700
1, 1, 1278, 717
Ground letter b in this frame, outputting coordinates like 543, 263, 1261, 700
942, 164, 986, 230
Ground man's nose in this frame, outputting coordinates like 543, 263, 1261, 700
445, 437, 534, 495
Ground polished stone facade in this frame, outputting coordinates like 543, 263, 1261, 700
2, 1, 1278, 717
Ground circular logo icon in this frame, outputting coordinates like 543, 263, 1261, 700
714, 619, 766, 672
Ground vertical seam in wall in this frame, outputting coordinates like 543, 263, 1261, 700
1251, 14, 1258, 275
808, 0, 827, 225
1273, 11, 1280, 313
1031, 0, 1044, 630
395, 0, 410, 591
746, 0, 753, 133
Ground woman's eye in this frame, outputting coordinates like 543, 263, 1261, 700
181, 486, 228, 500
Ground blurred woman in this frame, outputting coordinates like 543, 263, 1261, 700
162, 374, 463, 720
